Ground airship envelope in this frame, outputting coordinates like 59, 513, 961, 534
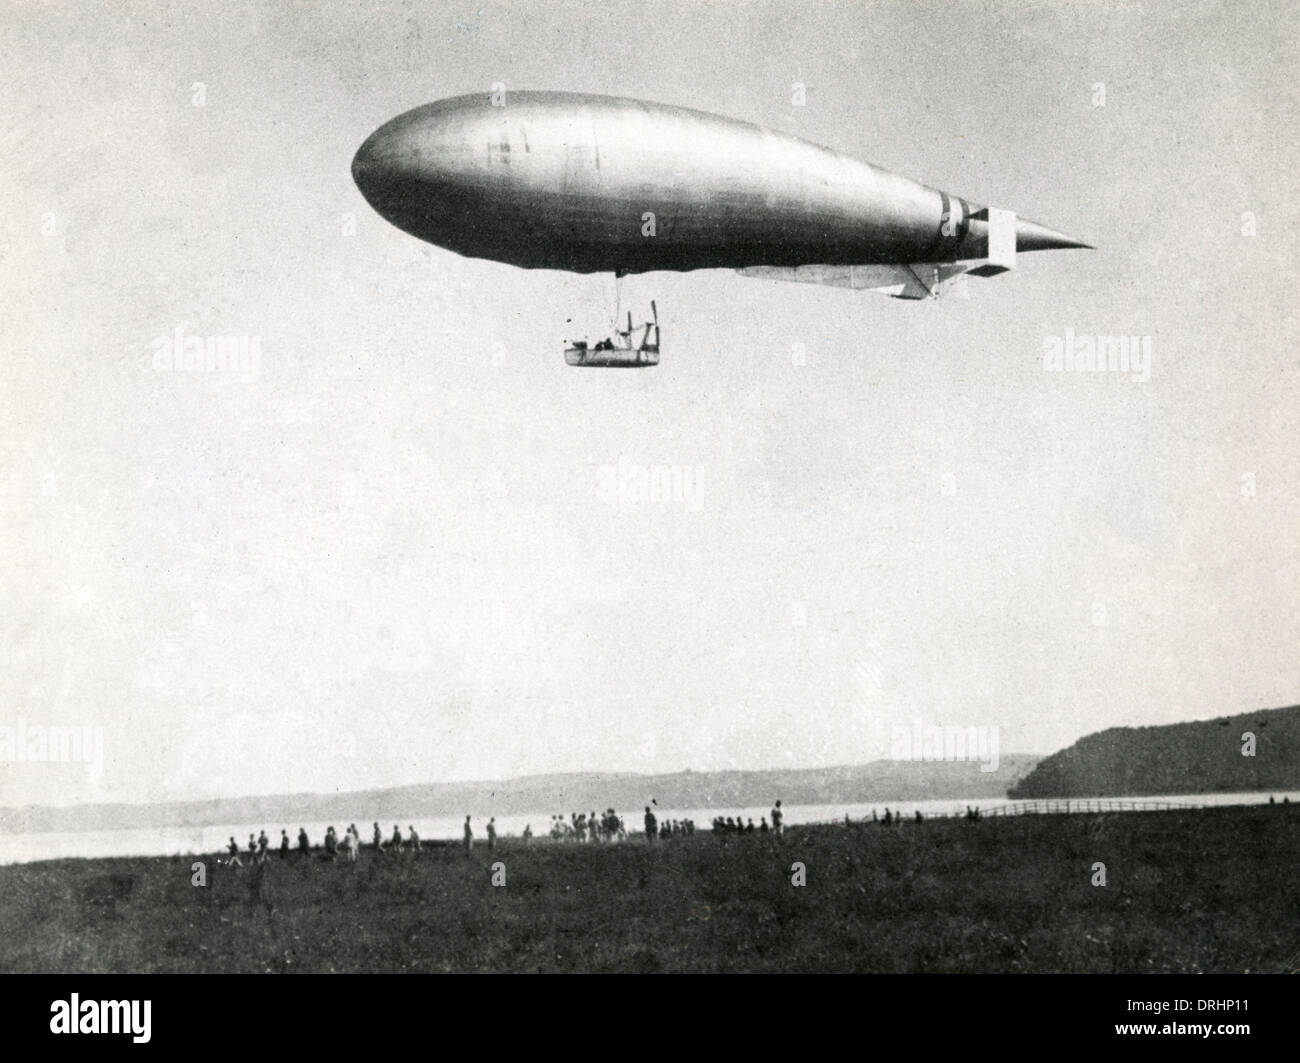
353, 90, 1089, 303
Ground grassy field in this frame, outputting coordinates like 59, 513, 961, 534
2, 805, 1297, 973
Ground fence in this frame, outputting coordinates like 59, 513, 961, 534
803, 797, 1206, 827
983, 798, 1202, 816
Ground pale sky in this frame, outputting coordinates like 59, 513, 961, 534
3, 0, 1297, 807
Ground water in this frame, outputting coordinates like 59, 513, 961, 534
2, 789, 1296, 865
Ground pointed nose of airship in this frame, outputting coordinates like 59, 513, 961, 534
1015, 217, 1093, 252
351, 127, 394, 208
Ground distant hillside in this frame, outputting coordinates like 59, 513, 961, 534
0, 755, 1038, 834
1009, 705, 1300, 799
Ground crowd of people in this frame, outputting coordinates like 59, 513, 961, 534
711, 815, 763, 834
225, 821, 424, 866
709, 798, 786, 836
543, 810, 628, 843
863, 807, 925, 826
221, 798, 798, 868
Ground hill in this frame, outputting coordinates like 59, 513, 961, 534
1009, 705, 1300, 799
0, 756, 1037, 834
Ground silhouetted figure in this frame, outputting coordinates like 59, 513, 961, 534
760, 817, 769, 833
409, 826, 421, 852
324, 826, 337, 859
391, 824, 402, 849
463, 815, 474, 854
772, 800, 784, 838
279, 830, 289, 859
522, 824, 532, 845
915, 810, 923, 823
644, 806, 657, 842
297, 827, 309, 856
227, 836, 243, 868
872, 809, 878, 823
487, 817, 497, 849
883, 808, 892, 826
746, 818, 755, 834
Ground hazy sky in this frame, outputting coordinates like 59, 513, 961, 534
3, 0, 1297, 807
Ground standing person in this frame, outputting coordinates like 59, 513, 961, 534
297, 827, 310, 856
391, 824, 403, 850
279, 829, 289, 859
486, 818, 497, 849
409, 826, 421, 852
324, 826, 337, 860
644, 806, 657, 842
247, 834, 258, 863
771, 800, 784, 838
257, 830, 269, 860
227, 836, 243, 868
463, 815, 474, 854
522, 824, 532, 845
372, 822, 384, 852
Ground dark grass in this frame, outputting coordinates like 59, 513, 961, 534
2, 805, 1297, 973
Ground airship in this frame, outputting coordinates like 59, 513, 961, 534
352, 90, 1089, 366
